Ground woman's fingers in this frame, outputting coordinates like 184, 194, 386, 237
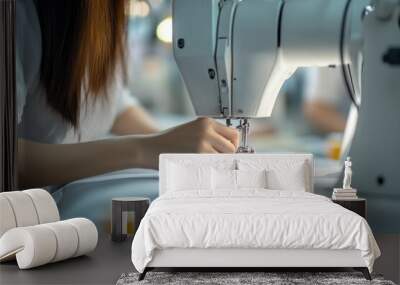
203, 145, 219, 154
196, 118, 239, 153
207, 131, 237, 153
212, 121, 240, 148
158, 117, 239, 155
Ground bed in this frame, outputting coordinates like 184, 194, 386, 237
131, 154, 380, 280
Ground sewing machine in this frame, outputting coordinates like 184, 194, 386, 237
172, 0, 400, 232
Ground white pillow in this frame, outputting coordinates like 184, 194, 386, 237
267, 163, 306, 191
236, 169, 267, 189
212, 169, 268, 190
167, 163, 212, 191
237, 159, 309, 192
212, 169, 237, 190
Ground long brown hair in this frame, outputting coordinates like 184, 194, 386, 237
34, 0, 127, 127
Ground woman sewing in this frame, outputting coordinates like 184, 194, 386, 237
17, 0, 239, 188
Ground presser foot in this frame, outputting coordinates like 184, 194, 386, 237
236, 118, 255, 153
237, 146, 255, 153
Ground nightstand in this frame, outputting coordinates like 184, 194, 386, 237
332, 198, 366, 218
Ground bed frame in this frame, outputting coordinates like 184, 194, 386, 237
138, 248, 371, 280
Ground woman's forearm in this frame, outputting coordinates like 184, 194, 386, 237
17, 137, 145, 189
17, 118, 239, 189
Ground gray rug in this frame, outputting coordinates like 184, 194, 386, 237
117, 272, 396, 285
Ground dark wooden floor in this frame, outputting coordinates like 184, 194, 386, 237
0, 234, 134, 285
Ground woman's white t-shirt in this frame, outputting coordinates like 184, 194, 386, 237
16, 0, 137, 144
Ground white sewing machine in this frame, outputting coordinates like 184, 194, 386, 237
173, 0, 400, 232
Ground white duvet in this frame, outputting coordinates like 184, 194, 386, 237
131, 190, 380, 273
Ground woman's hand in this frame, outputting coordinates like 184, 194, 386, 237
135, 117, 239, 169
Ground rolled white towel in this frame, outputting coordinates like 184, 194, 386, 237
0, 218, 98, 269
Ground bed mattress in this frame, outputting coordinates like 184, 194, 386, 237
131, 190, 380, 273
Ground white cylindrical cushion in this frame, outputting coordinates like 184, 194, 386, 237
0, 196, 17, 237
42, 221, 79, 262
23, 189, 60, 224
65, 218, 98, 257
0, 226, 57, 269
0, 219, 98, 269
1, 192, 39, 227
